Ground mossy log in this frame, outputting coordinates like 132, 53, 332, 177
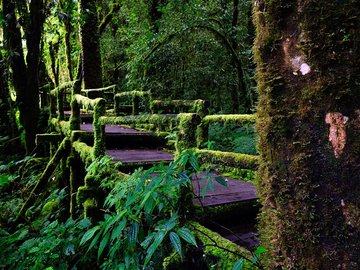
253, 0, 360, 268
16, 138, 71, 222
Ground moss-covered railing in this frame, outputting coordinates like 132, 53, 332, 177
49, 80, 78, 120
81, 84, 116, 111
196, 149, 259, 171
114, 90, 151, 115
72, 94, 106, 159
197, 114, 256, 148
150, 99, 209, 117
195, 114, 258, 177
99, 113, 200, 154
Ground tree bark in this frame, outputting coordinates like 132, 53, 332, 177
253, 1, 360, 269
79, 0, 103, 89
0, 52, 13, 138
3, 0, 29, 151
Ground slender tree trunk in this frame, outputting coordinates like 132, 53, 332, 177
0, 52, 13, 138
79, 0, 103, 89
64, 20, 73, 81
23, 0, 44, 153
3, 0, 28, 150
49, 41, 60, 87
253, 1, 360, 269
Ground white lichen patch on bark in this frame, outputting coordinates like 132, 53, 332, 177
300, 63, 311, 75
283, 38, 311, 76
325, 112, 348, 158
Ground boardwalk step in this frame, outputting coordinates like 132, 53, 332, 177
80, 124, 168, 149
192, 172, 257, 207
107, 149, 174, 163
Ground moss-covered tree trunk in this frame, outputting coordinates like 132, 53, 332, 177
79, 0, 103, 89
253, 1, 360, 269
3, 0, 44, 153
0, 52, 14, 139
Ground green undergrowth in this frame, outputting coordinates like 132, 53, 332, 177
1, 151, 264, 269
208, 123, 258, 155
0, 155, 97, 269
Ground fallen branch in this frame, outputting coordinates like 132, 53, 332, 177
16, 138, 70, 222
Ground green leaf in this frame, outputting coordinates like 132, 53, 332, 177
87, 230, 101, 252
98, 232, 110, 259
208, 178, 214, 192
141, 232, 156, 249
129, 222, 139, 246
253, 245, 267, 263
111, 218, 127, 241
80, 225, 100, 246
189, 154, 199, 172
162, 213, 178, 231
201, 184, 208, 199
144, 231, 166, 266
139, 191, 152, 209
215, 176, 228, 187
232, 258, 244, 270
169, 232, 182, 258
254, 245, 267, 256
176, 227, 197, 247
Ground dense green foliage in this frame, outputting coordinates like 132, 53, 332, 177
0, 151, 263, 269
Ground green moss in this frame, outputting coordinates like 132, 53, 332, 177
162, 251, 182, 270
50, 118, 71, 136
150, 99, 209, 116
73, 94, 106, 158
41, 200, 59, 216
49, 81, 78, 121
72, 141, 94, 166
187, 221, 253, 269
93, 99, 106, 158
196, 149, 259, 171
175, 113, 201, 154
115, 90, 151, 115
81, 84, 116, 98
83, 198, 98, 220
202, 114, 256, 125
49, 81, 78, 96
76, 186, 98, 206
100, 114, 178, 132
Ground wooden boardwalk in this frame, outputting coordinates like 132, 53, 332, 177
80, 123, 257, 207
192, 171, 257, 207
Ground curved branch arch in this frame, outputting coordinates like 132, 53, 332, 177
141, 23, 251, 112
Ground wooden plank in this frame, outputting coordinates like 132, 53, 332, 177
107, 149, 174, 163
81, 123, 152, 134
192, 172, 257, 207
